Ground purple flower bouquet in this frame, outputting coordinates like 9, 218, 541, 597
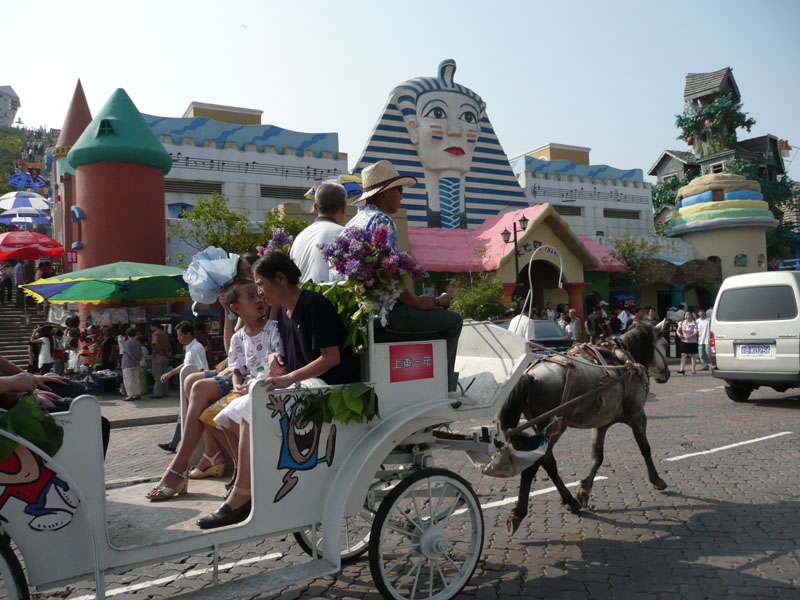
320, 226, 425, 341
257, 227, 293, 257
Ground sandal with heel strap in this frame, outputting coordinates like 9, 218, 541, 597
146, 467, 189, 501
197, 487, 252, 529
189, 451, 225, 479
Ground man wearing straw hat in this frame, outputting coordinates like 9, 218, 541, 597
344, 160, 463, 394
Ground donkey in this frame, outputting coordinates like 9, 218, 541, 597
499, 321, 671, 535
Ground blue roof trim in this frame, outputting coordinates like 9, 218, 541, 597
512, 155, 644, 182
142, 113, 339, 157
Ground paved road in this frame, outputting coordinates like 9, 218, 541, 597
28, 370, 800, 599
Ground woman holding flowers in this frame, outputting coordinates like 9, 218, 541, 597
341, 160, 463, 394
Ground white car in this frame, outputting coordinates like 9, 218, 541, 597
711, 271, 800, 402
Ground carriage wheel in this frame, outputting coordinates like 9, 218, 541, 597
0, 534, 29, 600
294, 511, 373, 563
369, 468, 483, 600
294, 471, 397, 563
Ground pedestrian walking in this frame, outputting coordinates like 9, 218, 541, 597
149, 323, 171, 398
677, 312, 699, 374
696, 308, 711, 370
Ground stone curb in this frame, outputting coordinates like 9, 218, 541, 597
108, 413, 178, 429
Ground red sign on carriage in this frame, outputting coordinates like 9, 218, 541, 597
389, 343, 434, 382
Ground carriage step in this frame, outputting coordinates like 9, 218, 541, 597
169, 558, 338, 599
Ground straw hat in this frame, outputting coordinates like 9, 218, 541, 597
358, 160, 417, 203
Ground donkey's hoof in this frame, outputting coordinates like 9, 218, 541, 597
567, 499, 582, 514
576, 489, 591, 509
653, 478, 668, 491
506, 514, 522, 537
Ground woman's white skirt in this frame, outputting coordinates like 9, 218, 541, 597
214, 378, 327, 429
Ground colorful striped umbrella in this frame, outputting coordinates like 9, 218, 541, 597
21, 261, 189, 305
0, 231, 62, 261
0, 207, 51, 225
0, 191, 51, 211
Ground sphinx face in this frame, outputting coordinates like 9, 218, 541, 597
408, 90, 480, 174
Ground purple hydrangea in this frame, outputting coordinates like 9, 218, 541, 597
371, 226, 389, 249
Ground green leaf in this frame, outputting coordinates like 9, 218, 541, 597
342, 388, 363, 415
8, 415, 47, 445
0, 435, 17, 462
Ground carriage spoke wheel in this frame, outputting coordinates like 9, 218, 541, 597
294, 509, 374, 563
294, 472, 398, 563
369, 468, 483, 600
0, 534, 29, 600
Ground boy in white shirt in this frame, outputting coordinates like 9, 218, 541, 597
160, 321, 210, 385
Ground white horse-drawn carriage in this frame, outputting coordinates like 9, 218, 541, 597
0, 317, 532, 600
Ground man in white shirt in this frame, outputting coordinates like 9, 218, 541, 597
509, 308, 533, 341
290, 182, 347, 283
545, 302, 557, 321
617, 305, 629, 329
696, 308, 711, 370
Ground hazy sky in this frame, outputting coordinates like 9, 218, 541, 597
3, 0, 799, 181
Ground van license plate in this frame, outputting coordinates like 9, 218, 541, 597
738, 344, 773, 357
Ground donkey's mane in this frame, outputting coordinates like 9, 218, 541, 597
615, 322, 656, 366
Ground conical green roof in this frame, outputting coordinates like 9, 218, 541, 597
68, 88, 172, 174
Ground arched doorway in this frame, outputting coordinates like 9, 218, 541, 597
516, 259, 565, 311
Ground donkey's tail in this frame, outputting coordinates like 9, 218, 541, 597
499, 374, 536, 432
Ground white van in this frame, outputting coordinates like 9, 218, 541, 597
711, 271, 800, 402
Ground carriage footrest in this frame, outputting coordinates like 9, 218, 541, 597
169, 558, 338, 599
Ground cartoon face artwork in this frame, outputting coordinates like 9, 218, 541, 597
409, 90, 481, 175
267, 392, 336, 503
0, 445, 79, 532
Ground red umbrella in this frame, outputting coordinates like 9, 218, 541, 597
0, 231, 63, 261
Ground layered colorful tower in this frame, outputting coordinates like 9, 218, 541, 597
666, 173, 777, 278
67, 89, 172, 270
52, 80, 92, 262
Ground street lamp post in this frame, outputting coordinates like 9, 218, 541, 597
501, 214, 530, 291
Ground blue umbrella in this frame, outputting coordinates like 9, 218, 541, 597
0, 207, 50, 224
7, 172, 47, 190
0, 191, 50, 211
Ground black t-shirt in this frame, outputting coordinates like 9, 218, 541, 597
276, 289, 359, 385
609, 316, 622, 334
587, 312, 605, 337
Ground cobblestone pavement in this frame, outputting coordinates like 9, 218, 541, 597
22, 370, 800, 599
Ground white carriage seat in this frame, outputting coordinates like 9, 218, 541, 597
451, 320, 530, 409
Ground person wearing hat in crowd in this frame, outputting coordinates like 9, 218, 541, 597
290, 182, 347, 283
342, 160, 463, 395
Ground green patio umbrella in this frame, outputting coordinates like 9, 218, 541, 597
21, 261, 189, 305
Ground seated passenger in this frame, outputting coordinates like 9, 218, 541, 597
342, 160, 463, 393
290, 182, 347, 283
196, 252, 359, 529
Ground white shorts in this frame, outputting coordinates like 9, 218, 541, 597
214, 378, 327, 429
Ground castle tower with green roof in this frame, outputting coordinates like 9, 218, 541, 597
67, 88, 172, 270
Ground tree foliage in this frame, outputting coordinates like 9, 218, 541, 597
166, 192, 309, 264
447, 273, 506, 321
609, 233, 663, 302
651, 171, 699, 214
0, 126, 25, 196
675, 93, 756, 150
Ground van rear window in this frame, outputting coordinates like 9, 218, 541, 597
716, 285, 798, 321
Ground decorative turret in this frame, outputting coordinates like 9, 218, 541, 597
666, 173, 775, 278
54, 80, 92, 159
67, 88, 172, 270
676, 68, 755, 160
